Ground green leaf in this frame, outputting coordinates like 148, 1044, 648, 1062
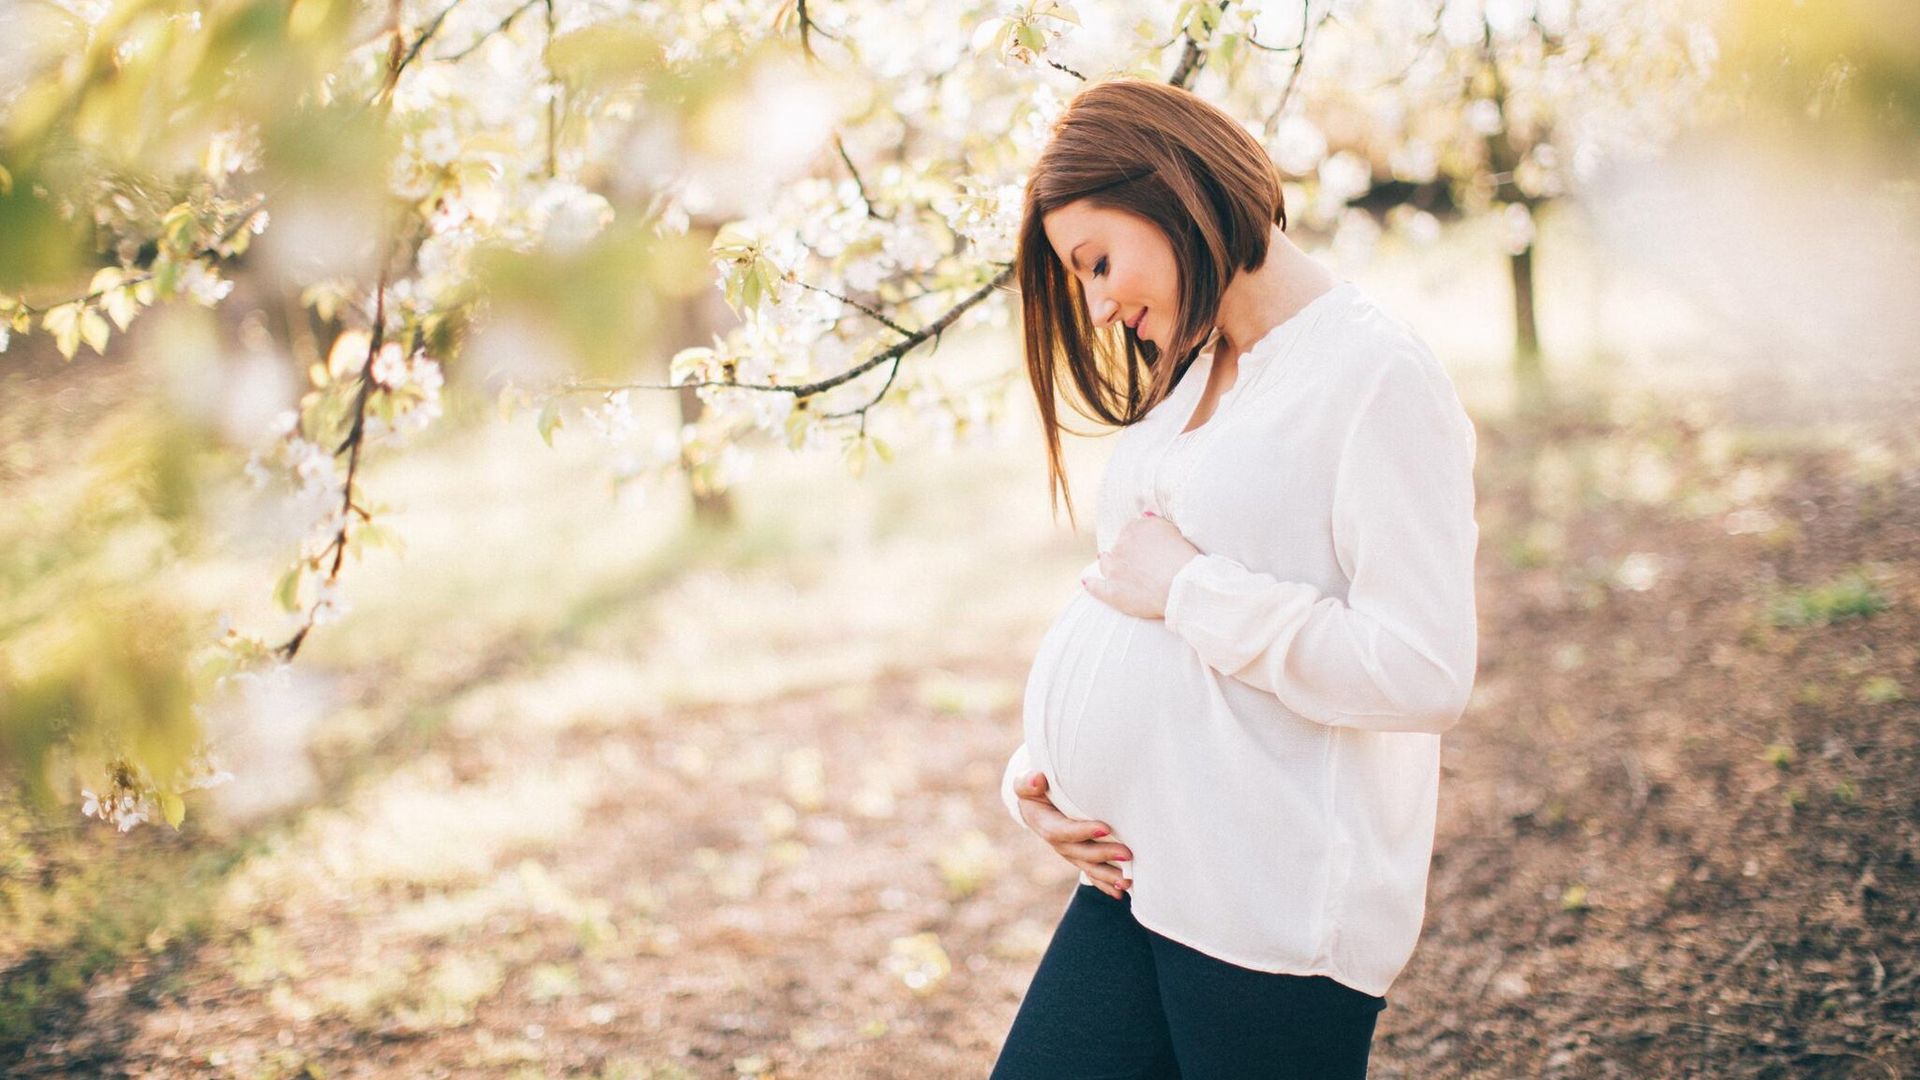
871, 435, 894, 463
537, 397, 564, 447
1172, 1, 1196, 37
274, 564, 304, 612
970, 17, 1008, 53
710, 221, 759, 257
1037, 1, 1080, 26
303, 282, 341, 322
162, 204, 197, 249
1015, 21, 1045, 54
1217, 32, 1240, 67
354, 521, 406, 557
103, 285, 139, 331
159, 791, 185, 829
42, 303, 81, 360
79, 308, 110, 354
669, 346, 713, 386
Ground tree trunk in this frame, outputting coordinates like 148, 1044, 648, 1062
1510, 242, 1547, 411
659, 253, 738, 528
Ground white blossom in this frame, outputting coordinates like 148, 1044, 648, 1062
395, 394, 442, 435
371, 341, 408, 388
243, 447, 273, 488
411, 355, 444, 394
1396, 207, 1442, 245
530, 180, 614, 253
1501, 201, 1536, 255
1467, 99, 1505, 136
418, 126, 459, 167
1273, 115, 1329, 176
750, 389, 795, 431
584, 390, 639, 441
1389, 139, 1439, 184
179, 260, 234, 305
288, 438, 338, 496
311, 578, 350, 626
843, 255, 888, 293
79, 782, 154, 832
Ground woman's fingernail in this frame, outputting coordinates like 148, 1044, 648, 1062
1144, 510, 1157, 517
1092, 827, 1109, 837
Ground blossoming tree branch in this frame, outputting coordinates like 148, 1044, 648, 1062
0, 0, 1712, 829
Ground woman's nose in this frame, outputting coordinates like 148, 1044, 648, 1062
1088, 293, 1119, 328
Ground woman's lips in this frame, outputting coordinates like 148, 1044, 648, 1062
1126, 307, 1148, 331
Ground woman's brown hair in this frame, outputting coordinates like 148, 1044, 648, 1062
1016, 77, 1287, 528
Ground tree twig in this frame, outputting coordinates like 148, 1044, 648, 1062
834, 133, 885, 221
372, 0, 470, 105
436, 0, 542, 62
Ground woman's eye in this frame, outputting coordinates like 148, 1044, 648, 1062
1093, 257, 1108, 278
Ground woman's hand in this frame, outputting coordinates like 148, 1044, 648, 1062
1083, 511, 1201, 620
1014, 771, 1134, 900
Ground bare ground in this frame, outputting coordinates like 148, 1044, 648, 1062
5, 403, 1917, 1079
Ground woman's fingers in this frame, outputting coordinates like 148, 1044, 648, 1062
1028, 803, 1113, 845
1061, 839, 1132, 864
1014, 791, 1066, 833
1014, 777, 1113, 844
1075, 860, 1131, 896
1012, 771, 1132, 895
1080, 861, 1130, 887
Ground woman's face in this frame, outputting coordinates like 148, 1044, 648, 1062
1041, 200, 1179, 349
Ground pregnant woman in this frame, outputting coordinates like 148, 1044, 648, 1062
990, 79, 1480, 1079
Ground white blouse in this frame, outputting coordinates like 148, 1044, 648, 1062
998, 280, 1479, 999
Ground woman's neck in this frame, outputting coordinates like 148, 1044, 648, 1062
1213, 225, 1338, 359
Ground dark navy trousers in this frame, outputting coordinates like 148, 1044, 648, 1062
991, 883, 1387, 1079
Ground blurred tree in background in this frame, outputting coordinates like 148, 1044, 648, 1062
0, 0, 1882, 833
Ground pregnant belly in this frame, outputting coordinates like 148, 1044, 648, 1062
1020, 589, 1227, 828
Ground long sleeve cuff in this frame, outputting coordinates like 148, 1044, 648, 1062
1164, 553, 1324, 677
1162, 551, 1473, 735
